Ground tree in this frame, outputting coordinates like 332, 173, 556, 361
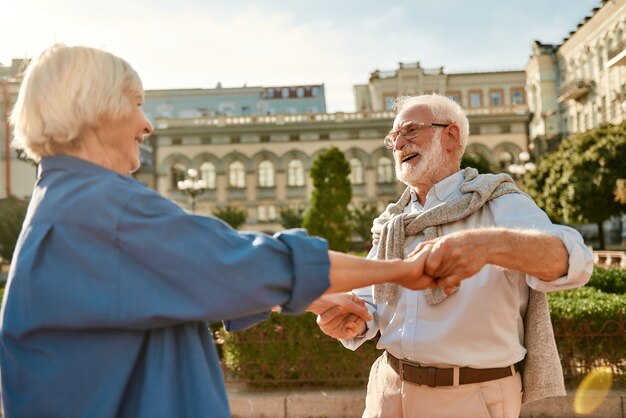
524, 122, 626, 249
615, 179, 626, 205
0, 197, 29, 262
461, 152, 493, 174
278, 207, 304, 229
350, 204, 379, 252
302, 147, 352, 252
212, 206, 247, 230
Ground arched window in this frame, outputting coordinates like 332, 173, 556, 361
258, 160, 275, 187
170, 162, 187, 189
349, 158, 364, 184
229, 161, 246, 188
377, 157, 393, 183
287, 159, 305, 187
200, 162, 216, 189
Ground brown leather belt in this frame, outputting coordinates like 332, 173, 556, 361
386, 352, 516, 388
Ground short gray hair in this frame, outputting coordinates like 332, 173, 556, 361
393, 94, 469, 157
11, 44, 144, 161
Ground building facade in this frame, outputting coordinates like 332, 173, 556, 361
526, 0, 626, 154
353, 61, 529, 170
151, 90, 530, 233
0, 59, 36, 200
144, 84, 326, 123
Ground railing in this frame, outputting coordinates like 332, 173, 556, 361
155, 105, 529, 130
156, 111, 396, 129
554, 313, 626, 385
594, 251, 626, 268
558, 79, 593, 102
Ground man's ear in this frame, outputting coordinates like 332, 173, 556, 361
443, 124, 461, 152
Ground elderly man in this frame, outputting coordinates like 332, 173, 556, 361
317, 94, 593, 418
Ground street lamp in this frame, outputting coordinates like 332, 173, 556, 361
177, 168, 208, 213
508, 151, 536, 178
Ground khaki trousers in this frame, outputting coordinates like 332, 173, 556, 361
363, 352, 523, 418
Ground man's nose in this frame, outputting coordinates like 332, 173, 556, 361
393, 134, 409, 150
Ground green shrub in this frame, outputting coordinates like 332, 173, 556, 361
222, 312, 379, 388
549, 286, 626, 324
586, 267, 626, 294
549, 286, 626, 386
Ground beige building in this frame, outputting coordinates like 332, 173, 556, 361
353, 62, 529, 170
152, 62, 531, 232
526, 0, 626, 154
0, 59, 36, 200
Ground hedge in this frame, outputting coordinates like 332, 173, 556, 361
223, 267, 626, 387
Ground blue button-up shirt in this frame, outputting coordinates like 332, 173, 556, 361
0, 154, 330, 418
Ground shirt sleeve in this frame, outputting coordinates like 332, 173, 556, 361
115, 188, 330, 329
489, 193, 593, 292
338, 247, 381, 351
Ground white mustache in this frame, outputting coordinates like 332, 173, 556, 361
395, 144, 423, 162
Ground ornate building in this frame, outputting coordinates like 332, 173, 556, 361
151, 63, 531, 232
353, 61, 529, 170
526, 0, 626, 154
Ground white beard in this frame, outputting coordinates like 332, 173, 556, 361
394, 132, 445, 188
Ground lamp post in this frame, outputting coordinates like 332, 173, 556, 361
177, 168, 207, 213
507, 151, 536, 179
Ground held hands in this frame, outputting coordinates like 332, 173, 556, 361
410, 229, 491, 291
392, 244, 438, 291
308, 293, 370, 340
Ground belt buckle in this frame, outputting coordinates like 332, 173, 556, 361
398, 359, 437, 387
398, 359, 409, 381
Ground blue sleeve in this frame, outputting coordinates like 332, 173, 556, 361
115, 189, 330, 329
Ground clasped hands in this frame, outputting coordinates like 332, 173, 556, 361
310, 230, 491, 340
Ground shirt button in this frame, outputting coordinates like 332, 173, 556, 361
408, 318, 415, 324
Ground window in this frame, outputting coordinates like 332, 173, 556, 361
383, 94, 396, 111
511, 88, 525, 105
469, 91, 482, 108
258, 160, 275, 187
447, 91, 462, 104
200, 162, 216, 189
490, 89, 503, 106
170, 163, 187, 189
229, 161, 246, 188
377, 157, 394, 183
281, 88, 290, 98
349, 158, 364, 184
268, 205, 277, 221
257, 205, 277, 222
287, 159, 305, 187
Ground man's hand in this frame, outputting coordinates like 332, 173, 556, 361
317, 310, 367, 340
307, 293, 372, 321
392, 244, 437, 291
411, 230, 491, 289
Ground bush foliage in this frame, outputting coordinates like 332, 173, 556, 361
223, 267, 626, 387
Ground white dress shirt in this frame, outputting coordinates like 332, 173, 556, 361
343, 170, 593, 368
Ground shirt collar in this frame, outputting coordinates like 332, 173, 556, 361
39, 154, 120, 178
409, 170, 465, 208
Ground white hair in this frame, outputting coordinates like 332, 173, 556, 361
10, 44, 144, 161
393, 94, 470, 159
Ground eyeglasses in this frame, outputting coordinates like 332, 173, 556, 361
383, 122, 450, 149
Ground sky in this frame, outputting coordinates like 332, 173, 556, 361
1, 0, 601, 112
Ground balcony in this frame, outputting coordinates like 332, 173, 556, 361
607, 40, 626, 68
558, 79, 593, 102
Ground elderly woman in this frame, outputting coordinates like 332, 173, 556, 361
0, 44, 434, 418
